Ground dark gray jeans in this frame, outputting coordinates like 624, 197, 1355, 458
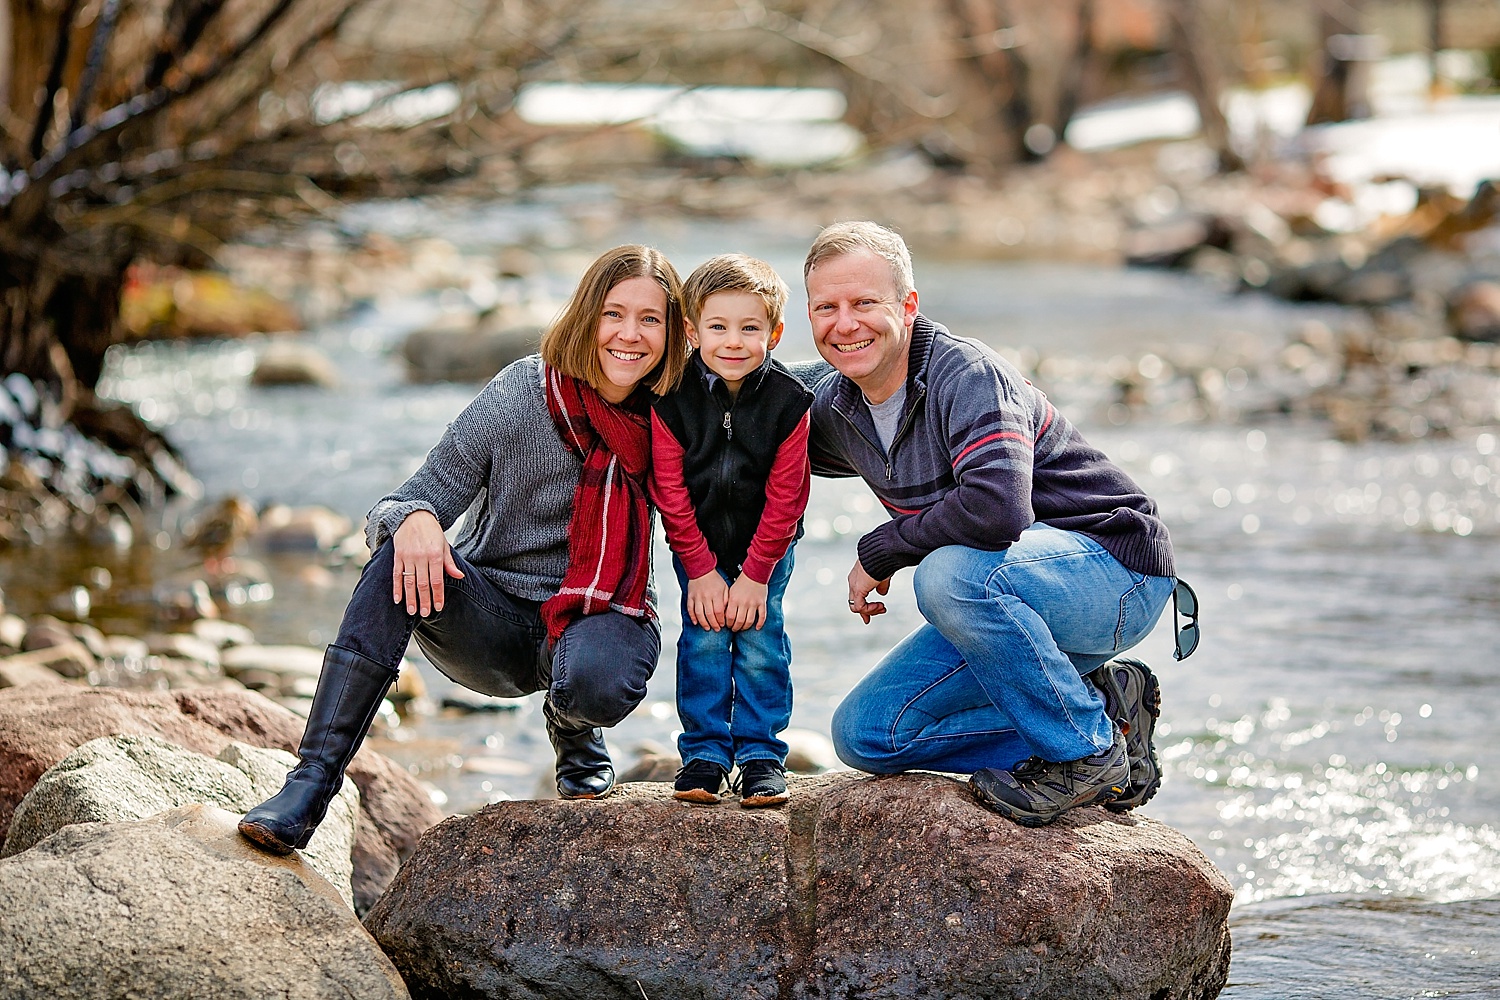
334, 542, 659, 728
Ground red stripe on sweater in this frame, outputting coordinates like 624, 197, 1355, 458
880, 497, 924, 515
954, 430, 1029, 467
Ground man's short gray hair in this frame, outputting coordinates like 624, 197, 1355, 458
803, 221, 915, 299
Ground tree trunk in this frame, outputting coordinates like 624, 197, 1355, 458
0, 0, 10, 110
943, 0, 1034, 168
1306, 1, 1371, 125
1427, 0, 1444, 96
1053, 0, 1096, 145
1, 225, 132, 394
1168, 0, 1242, 171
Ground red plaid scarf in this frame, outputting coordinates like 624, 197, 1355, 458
539, 363, 655, 641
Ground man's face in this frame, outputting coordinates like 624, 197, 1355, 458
806, 249, 917, 404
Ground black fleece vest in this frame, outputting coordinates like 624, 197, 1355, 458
653, 356, 812, 575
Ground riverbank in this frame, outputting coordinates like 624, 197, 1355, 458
3, 207, 1500, 994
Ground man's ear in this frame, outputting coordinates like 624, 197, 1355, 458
685, 321, 701, 349
901, 289, 919, 327
767, 322, 785, 350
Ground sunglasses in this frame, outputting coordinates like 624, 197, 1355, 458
1171, 579, 1200, 661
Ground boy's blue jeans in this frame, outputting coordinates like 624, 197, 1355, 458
831, 524, 1173, 775
672, 546, 796, 770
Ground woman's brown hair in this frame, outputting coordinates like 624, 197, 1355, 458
540, 245, 690, 397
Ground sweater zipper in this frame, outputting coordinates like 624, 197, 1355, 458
838, 387, 925, 481
885, 387, 926, 480
834, 401, 888, 479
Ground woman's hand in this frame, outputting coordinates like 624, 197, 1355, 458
392, 510, 464, 617
686, 571, 730, 631
726, 575, 769, 631
847, 559, 890, 625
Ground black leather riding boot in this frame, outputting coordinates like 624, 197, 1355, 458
238, 644, 395, 854
544, 697, 615, 799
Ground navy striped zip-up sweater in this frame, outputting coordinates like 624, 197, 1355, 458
798, 314, 1175, 583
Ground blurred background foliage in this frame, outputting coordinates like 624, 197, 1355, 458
1, 0, 1498, 444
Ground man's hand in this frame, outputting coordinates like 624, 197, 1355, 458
726, 575, 769, 631
847, 559, 890, 625
392, 510, 464, 616
686, 571, 730, 631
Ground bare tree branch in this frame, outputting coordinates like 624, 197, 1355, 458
28, 0, 83, 161
736, 0, 959, 118
144, 0, 229, 91
68, 0, 124, 133
16, 0, 305, 208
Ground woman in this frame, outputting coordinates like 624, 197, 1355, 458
239, 245, 689, 855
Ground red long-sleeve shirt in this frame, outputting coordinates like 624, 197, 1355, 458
650, 410, 811, 584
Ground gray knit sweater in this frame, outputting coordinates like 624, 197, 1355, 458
365, 355, 656, 609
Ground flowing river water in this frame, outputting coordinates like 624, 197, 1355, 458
5, 206, 1500, 997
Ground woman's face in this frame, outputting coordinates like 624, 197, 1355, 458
595, 276, 668, 403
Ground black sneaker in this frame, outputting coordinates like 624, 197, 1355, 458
733, 759, 789, 809
1089, 657, 1163, 812
968, 726, 1129, 828
673, 759, 728, 804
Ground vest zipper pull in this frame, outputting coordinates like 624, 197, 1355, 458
723, 411, 733, 440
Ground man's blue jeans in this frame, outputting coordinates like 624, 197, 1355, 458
673, 546, 796, 769
831, 524, 1173, 774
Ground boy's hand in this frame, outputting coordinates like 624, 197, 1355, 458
686, 572, 730, 631
726, 575, 769, 631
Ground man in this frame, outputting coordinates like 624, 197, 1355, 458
799, 221, 1178, 827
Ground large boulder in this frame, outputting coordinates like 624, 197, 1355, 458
0, 803, 408, 999
0, 684, 442, 913
365, 773, 1233, 1000
2, 734, 359, 909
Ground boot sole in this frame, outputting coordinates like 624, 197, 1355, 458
238, 819, 298, 856
673, 789, 723, 805
558, 787, 613, 800
1098, 657, 1163, 813
738, 792, 789, 809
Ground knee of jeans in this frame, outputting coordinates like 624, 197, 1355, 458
912, 547, 976, 629
363, 539, 397, 579
557, 675, 641, 728
553, 655, 645, 727
830, 700, 895, 774
677, 620, 731, 658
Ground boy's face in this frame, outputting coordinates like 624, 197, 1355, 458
687, 290, 784, 391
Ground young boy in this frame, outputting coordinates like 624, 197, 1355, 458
651, 254, 813, 807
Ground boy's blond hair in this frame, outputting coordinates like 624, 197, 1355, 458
681, 253, 790, 331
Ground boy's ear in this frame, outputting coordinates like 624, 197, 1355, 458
767, 322, 785, 350
685, 321, 701, 349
